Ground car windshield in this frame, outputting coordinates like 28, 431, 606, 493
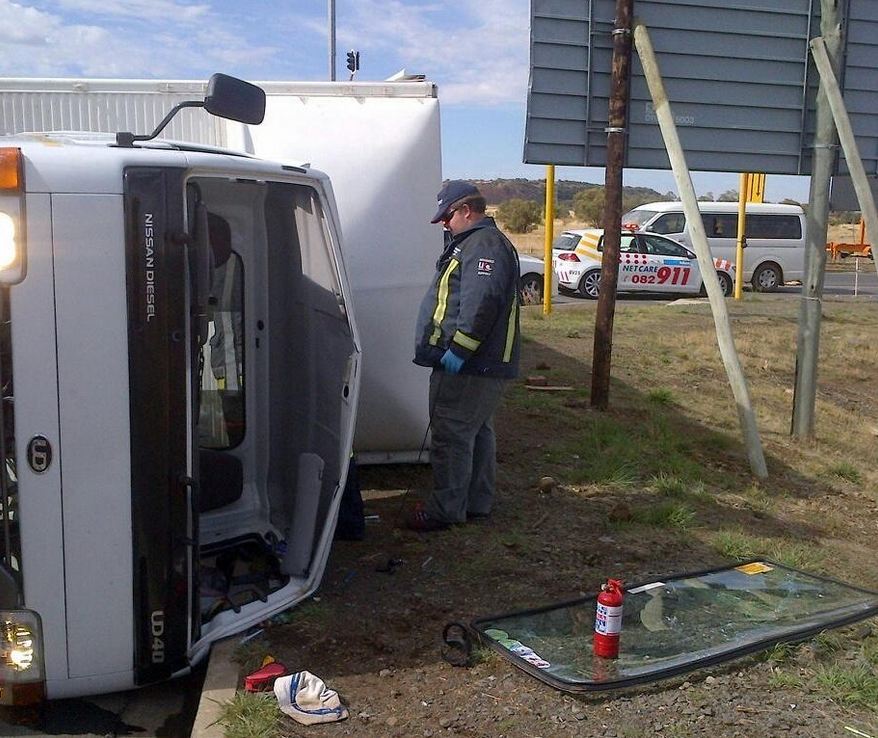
473, 561, 878, 693
621, 210, 658, 228
552, 233, 582, 251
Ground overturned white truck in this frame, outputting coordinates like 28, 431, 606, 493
0, 75, 445, 464
0, 75, 362, 701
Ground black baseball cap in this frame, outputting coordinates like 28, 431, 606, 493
430, 180, 480, 223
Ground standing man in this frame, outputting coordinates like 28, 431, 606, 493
409, 181, 521, 532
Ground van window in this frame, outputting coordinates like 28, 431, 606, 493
701, 214, 738, 238
702, 213, 802, 240
746, 214, 802, 239
649, 212, 685, 235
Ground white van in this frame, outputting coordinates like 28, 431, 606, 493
621, 201, 806, 291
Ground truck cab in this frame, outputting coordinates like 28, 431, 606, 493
0, 120, 360, 701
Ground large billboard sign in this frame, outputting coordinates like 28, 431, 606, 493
525, 0, 878, 176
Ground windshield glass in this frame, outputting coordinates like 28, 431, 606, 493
552, 233, 582, 251
621, 209, 658, 228
473, 561, 878, 692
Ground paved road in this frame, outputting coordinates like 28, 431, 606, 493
0, 666, 205, 737
546, 269, 878, 304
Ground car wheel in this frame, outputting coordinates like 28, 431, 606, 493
519, 274, 544, 305
717, 271, 734, 297
578, 270, 601, 299
752, 262, 782, 292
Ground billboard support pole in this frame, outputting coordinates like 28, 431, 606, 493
543, 165, 555, 315
590, 0, 634, 410
792, 0, 842, 439
634, 21, 768, 478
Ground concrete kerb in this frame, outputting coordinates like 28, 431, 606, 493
190, 637, 239, 738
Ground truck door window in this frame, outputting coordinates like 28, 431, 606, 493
199, 214, 245, 449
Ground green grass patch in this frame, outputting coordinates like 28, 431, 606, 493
629, 501, 696, 530
767, 669, 806, 690
711, 530, 824, 572
647, 388, 674, 405
651, 473, 686, 497
760, 642, 797, 664
815, 662, 878, 710
813, 629, 847, 657
826, 462, 863, 485
743, 483, 774, 515
712, 529, 759, 560
269, 598, 332, 627
219, 692, 280, 738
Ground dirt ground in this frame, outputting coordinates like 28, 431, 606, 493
236, 295, 878, 738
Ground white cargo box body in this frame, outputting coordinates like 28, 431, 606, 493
0, 78, 441, 463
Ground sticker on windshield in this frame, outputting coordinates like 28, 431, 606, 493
735, 562, 774, 575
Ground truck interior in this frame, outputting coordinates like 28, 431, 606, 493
190, 176, 355, 631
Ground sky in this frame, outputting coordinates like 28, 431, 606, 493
0, 0, 812, 202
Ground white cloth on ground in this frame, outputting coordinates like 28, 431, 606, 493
274, 670, 349, 725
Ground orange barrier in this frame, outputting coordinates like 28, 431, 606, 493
827, 218, 872, 260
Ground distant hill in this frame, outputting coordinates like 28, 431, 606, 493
469, 178, 669, 207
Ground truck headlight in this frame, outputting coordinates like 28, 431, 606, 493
0, 213, 17, 270
0, 610, 45, 705
0, 148, 27, 285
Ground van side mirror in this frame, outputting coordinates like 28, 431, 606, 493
116, 73, 265, 147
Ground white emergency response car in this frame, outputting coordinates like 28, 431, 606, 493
553, 228, 735, 299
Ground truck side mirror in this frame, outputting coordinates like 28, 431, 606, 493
204, 73, 266, 126
116, 73, 266, 147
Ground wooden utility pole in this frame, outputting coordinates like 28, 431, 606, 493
591, 0, 634, 410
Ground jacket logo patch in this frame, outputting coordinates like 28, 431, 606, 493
477, 258, 495, 275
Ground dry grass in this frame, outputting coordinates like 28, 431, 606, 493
517, 295, 878, 586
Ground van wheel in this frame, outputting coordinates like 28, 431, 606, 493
578, 270, 601, 299
752, 263, 782, 292
717, 272, 734, 297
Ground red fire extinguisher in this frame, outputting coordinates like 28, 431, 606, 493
593, 578, 624, 659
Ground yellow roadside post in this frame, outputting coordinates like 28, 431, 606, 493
543, 164, 555, 315
734, 173, 749, 299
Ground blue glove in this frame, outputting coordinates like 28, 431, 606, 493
440, 349, 465, 374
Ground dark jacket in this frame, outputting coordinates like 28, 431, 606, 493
414, 218, 521, 378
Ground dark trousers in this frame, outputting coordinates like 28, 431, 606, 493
426, 370, 506, 524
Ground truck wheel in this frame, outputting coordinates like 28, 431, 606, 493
752, 262, 782, 292
578, 270, 601, 299
519, 274, 544, 305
